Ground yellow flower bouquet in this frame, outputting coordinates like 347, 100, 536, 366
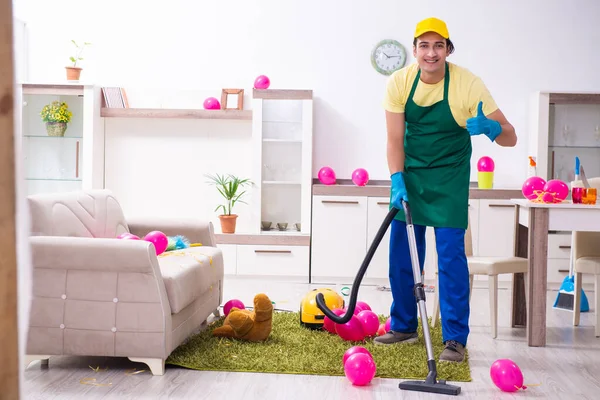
40, 101, 73, 136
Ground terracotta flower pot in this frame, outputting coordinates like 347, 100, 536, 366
219, 214, 238, 234
66, 66, 82, 81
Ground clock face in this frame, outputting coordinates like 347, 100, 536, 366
371, 39, 407, 75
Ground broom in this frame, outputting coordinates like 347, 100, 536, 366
553, 157, 590, 312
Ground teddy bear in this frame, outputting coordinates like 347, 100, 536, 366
212, 293, 273, 342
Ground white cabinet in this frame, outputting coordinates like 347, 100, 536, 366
15, 83, 104, 196
365, 197, 391, 280
477, 200, 517, 257
310, 194, 530, 285
217, 242, 309, 280
310, 194, 439, 284
251, 90, 313, 236
529, 92, 600, 182
236, 245, 309, 277
310, 195, 368, 282
365, 197, 438, 282
472, 199, 517, 282
217, 244, 237, 275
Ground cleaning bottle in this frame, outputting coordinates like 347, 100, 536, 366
527, 156, 537, 177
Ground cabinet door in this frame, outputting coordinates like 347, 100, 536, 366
366, 197, 391, 280
217, 244, 237, 275
310, 195, 367, 283
236, 245, 309, 279
366, 197, 438, 282
477, 200, 516, 257
468, 199, 480, 256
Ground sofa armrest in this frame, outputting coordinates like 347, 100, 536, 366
27, 236, 174, 360
126, 217, 217, 247
30, 236, 160, 272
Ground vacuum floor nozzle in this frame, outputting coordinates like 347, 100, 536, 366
398, 379, 461, 396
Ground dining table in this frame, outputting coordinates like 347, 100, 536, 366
509, 198, 600, 346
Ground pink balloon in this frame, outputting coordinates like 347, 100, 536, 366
203, 97, 221, 110
384, 317, 391, 332
323, 308, 345, 334
356, 310, 380, 337
541, 192, 555, 203
543, 179, 569, 202
117, 233, 140, 240
351, 168, 369, 186
376, 323, 386, 336
344, 353, 376, 386
335, 314, 365, 341
522, 176, 546, 200
318, 166, 336, 185
223, 299, 245, 317
490, 359, 524, 392
356, 301, 371, 311
477, 156, 495, 172
254, 75, 270, 89
343, 346, 372, 365
352, 304, 365, 315
144, 230, 168, 255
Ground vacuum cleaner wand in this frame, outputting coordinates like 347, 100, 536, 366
397, 200, 461, 395
315, 199, 461, 396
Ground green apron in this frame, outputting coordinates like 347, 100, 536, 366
392, 62, 471, 230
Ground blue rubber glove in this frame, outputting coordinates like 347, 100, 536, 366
466, 101, 502, 142
390, 171, 408, 210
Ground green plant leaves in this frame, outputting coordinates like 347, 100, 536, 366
205, 173, 253, 215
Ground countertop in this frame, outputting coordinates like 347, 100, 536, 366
312, 179, 522, 200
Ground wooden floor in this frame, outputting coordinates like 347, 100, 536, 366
23, 277, 600, 399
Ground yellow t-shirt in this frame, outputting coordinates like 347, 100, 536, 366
382, 62, 498, 127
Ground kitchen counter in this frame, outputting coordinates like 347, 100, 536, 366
312, 180, 522, 200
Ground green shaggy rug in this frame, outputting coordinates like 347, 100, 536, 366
166, 311, 471, 382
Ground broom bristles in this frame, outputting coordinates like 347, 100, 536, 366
553, 292, 574, 310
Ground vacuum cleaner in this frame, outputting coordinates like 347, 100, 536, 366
315, 199, 461, 396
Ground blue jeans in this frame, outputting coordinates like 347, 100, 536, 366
388, 219, 470, 346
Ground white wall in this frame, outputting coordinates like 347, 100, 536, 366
14, 0, 600, 187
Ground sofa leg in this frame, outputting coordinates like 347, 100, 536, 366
128, 357, 165, 376
213, 308, 221, 318
24, 355, 50, 369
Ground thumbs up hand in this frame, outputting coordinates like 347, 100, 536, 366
466, 101, 502, 142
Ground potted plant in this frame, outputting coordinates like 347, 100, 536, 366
205, 173, 252, 234
40, 101, 72, 137
66, 40, 91, 81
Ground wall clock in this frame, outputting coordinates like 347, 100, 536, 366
371, 39, 407, 76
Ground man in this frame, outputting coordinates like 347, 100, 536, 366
374, 17, 517, 363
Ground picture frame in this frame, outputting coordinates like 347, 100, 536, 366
221, 89, 244, 110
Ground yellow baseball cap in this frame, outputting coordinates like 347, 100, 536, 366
414, 17, 449, 39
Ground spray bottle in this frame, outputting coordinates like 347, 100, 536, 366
527, 156, 537, 177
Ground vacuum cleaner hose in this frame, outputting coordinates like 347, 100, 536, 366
315, 204, 400, 324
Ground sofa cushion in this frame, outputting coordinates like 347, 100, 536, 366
158, 247, 222, 314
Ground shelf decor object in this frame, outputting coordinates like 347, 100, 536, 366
221, 88, 244, 110
206, 173, 253, 234
40, 100, 72, 137
66, 40, 91, 81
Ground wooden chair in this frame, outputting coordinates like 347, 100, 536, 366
572, 177, 600, 337
431, 215, 528, 338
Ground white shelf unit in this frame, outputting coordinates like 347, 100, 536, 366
250, 89, 313, 236
529, 91, 600, 182
15, 83, 105, 196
